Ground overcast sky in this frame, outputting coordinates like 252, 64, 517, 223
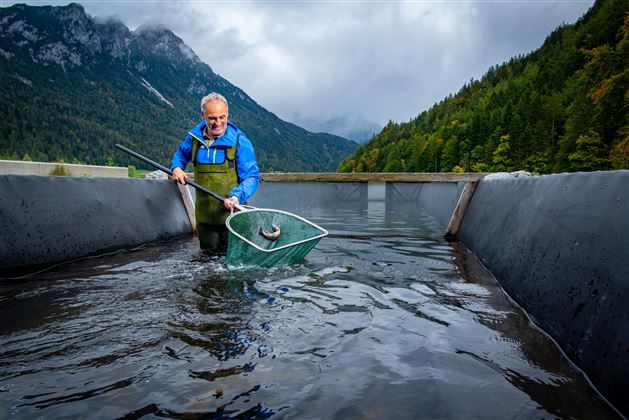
4, 0, 594, 129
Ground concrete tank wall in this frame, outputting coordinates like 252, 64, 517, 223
383, 182, 463, 228
250, 182, 367, 208
0, 175, 192, 272
456, 170, 629, 415
249, 182, 463, 229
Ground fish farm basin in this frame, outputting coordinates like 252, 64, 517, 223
0, 172, 627, 418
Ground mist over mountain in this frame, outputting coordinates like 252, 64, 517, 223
294, 115, 382, 144
0, 3, 358, 172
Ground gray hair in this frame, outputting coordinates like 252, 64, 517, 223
200, 92, 228, 114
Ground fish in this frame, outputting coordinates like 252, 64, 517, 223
259, 225, 281, 241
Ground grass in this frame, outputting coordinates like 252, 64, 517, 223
130, 169, 152, 178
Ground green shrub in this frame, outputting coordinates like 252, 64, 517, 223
50, 163, 69, 176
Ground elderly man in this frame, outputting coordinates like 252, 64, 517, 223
170, 92, 259, 250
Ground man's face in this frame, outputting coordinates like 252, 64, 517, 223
203, 100, 228, 137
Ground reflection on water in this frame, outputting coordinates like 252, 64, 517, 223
0, 198, 619, 419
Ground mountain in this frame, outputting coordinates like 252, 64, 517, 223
294, 115, 382, 144
339, 0, 628, 174
0, 3, 358, 172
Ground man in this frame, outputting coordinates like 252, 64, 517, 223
170, 92, 259, 250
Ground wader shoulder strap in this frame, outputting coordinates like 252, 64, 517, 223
226, 134, 239, 169
191, 135, 200, 166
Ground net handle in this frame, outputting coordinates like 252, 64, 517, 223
115, 143, 248, 212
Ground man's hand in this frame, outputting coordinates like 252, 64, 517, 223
224, 196, 239, 210
172, 167, 186, 184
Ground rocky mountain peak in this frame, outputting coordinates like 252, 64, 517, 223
50, 2, 88, 22
93, 17, 131, 59
132, 24, 200, 64
51, 3, 101, 53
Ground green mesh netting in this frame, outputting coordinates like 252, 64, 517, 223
224, 209, 327, 268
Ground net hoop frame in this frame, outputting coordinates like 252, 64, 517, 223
225, 208, 328, 253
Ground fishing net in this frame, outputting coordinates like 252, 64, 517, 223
225, 208, 328, 268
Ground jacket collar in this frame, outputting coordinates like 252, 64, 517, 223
189, 120, 238, 147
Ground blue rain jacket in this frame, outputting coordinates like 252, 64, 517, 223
170, 120, 260, 203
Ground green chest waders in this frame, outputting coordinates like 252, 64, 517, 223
192, 137, 239, 249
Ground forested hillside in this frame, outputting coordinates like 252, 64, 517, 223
0, 3, 357, 172
339, 0, 628, 174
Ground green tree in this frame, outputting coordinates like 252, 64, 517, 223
364, 148, 381, 172
609, 134, 629, 169
441, 136, 460, 172
492, 134, 514, 171
568, 130, 610, 170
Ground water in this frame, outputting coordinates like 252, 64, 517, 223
0, 198, 619, 419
